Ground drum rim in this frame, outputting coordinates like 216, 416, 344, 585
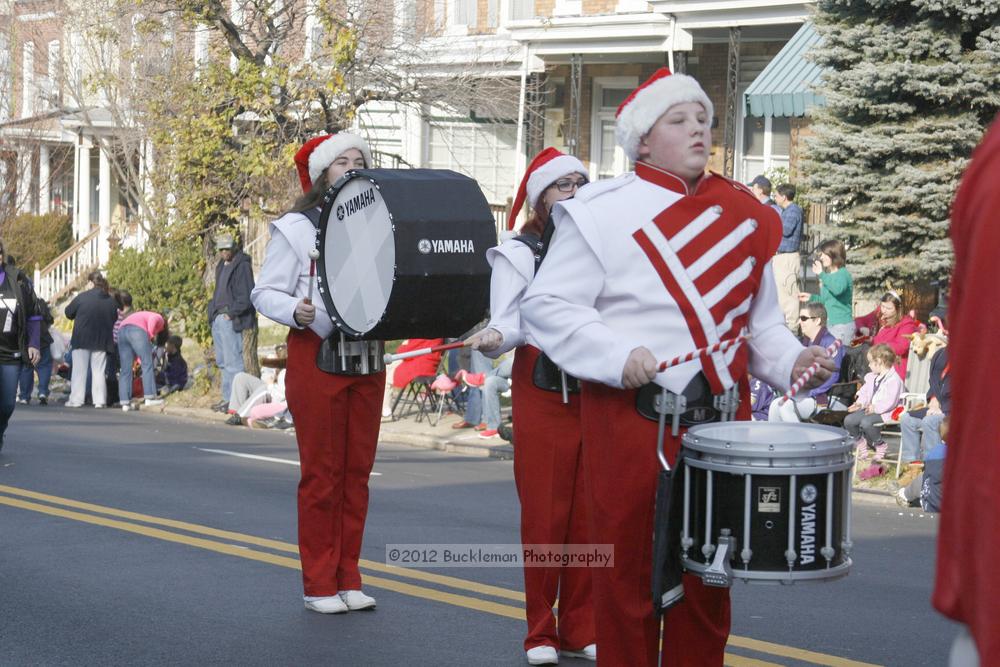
682, 556, 852, 583
316, 170, 391, 338
682, 421, 852, 457
682, 458, 853, 475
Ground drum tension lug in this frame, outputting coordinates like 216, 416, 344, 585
654, 392, 686, 437
702, 528, 736, 588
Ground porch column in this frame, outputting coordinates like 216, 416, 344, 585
17, 148, 32, 214
38, 145, 50, 214
98, 144, 112, 265
76, 142, 91, 240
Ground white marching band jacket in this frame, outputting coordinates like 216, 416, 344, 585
251, 211, 339, 341
482, 241, 539, 359
521, 163, 802, 394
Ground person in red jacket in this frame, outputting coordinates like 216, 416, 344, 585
853, 291, 918, 379
933, 115, 1000, 665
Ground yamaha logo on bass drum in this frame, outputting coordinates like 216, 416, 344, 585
417, 238, 476, 254
337, 187, 378, 221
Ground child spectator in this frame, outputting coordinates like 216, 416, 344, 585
844, 343, 904, 464
157, 335, 188, 394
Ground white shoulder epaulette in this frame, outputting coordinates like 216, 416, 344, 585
573, 173, 635, 202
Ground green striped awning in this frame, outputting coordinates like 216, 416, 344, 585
744, 22, 826, 118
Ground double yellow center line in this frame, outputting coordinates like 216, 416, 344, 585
0, 484, 879, 667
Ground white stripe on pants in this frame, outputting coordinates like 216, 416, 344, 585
69, 349, 108, 407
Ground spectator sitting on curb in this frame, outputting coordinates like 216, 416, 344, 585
845, 343, 904, 469
157, 335, 189, 395
899, 346, 949, 465
225, 367, 285, 426
477, 356, 513, 439
769, 302, 845, 423
897, 415, 947, 512
852, 290, 919, 380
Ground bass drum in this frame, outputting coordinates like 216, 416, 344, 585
316, 168, 494, 340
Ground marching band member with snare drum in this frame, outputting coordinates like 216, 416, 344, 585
251, 132, 384, 615
468, 148, 596, 665
520, 69, 835, 666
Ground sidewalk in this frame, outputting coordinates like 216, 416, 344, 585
157, 401, 514, 461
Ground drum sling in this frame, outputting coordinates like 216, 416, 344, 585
514, 227, 580, 397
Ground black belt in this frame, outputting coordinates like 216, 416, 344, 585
636, 372, 740, 435
532, 351, 579, 394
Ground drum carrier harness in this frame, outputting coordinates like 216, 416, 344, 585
514, 222, 579, 403
303, 206, 385, 376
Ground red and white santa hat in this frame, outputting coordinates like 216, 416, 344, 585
615, 67, 714, 162
507, 147, 589, 230
293, 132, 373, 193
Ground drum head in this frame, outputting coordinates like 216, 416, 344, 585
683, 422, 851, 459
318, 175, 395, 336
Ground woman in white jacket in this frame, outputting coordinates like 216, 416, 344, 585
468, 148, 596, 665
251, 132, 382, 615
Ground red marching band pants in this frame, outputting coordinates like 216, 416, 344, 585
580, 380, 746, 667
511, 345, 595, 652
284, 328, 386, 596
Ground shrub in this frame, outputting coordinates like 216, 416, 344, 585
105, 239, 211, 347
2, 212, 73, 270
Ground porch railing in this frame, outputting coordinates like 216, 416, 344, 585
33, 228, 101, 303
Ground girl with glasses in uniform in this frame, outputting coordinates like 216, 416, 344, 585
467, 148, 596, 665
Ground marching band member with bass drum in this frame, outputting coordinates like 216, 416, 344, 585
468, 148, 596, 665
251, 132, 383, 615
520, 69, 834, 666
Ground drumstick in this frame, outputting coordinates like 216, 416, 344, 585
657, 334, 751, 372
306, 248, 320, 305
779, 339, 842, 405
383, 340, 469, 363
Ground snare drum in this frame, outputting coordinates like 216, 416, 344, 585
678, 422, 853, 585
316, 169, 495, 340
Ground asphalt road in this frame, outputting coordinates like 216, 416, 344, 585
0, 404, 955, 666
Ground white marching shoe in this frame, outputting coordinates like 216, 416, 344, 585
303, 595, 348, 614
561, 644, 597, 661
338, 589, 376, 610
526, 645, 559, 665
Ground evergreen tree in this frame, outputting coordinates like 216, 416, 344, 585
803, 0, 1000, 294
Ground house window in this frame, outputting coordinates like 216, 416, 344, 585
0, 35, 9, 121
194, 24, 209, 70
510, 0, 533, 20
46, 40, 60, 107
21, 41, 34, 117
426, 121, 517, 203
740, 115, 790, 182
452, 0, 477, 26
589, 79, 635, 180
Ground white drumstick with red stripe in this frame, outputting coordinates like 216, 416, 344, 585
780, 339, 842, 405
657, 334, 751, 372
306, 248, 320, 305
383, 340, 468, 363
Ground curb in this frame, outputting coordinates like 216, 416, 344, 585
156, 404, 514, 459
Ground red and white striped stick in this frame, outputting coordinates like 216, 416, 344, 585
383, 340, 468, 363
779, 339, 842, 404
657, 334, 751, 372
